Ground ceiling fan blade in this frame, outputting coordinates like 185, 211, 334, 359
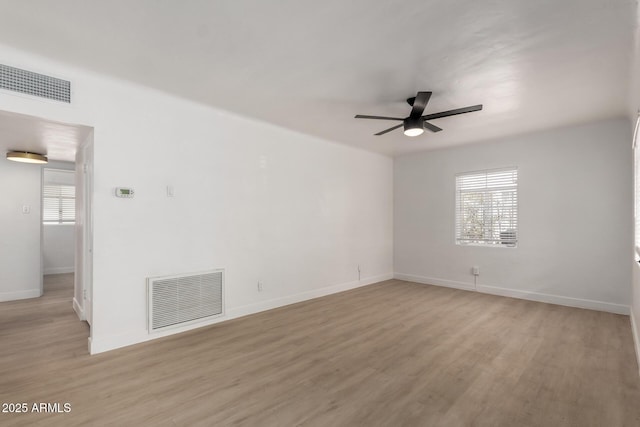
375, 123, 403, 135
410, 91, 432, 119
355, 114, 404, 121
422, 104, 483, 121
424, 121, 442, 132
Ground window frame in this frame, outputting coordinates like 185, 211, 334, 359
42, 169, 76, 225
455, 167, 518, 248
633, 115, 640, 260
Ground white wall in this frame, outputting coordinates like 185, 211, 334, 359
0, 159, 42, 301
0, 44, 393, 353
43, 225, 74, 274
395, 119, 632, 314
43, 165, 75, 275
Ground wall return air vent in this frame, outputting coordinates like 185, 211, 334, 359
147, 269, 224, 333
0, 63, 71, 103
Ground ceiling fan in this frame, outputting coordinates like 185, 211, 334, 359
355, 91, 482, 137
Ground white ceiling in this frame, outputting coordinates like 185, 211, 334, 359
0, 0, 635, 155
0, 110, 91, 163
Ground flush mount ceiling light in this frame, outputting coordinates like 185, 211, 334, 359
6, 151, 48, 164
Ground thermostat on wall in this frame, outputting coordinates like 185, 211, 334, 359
115, 187, 135, 198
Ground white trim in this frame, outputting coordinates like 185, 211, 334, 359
632, 113, 640, 149
393, 273, 475, 291
44, 266, 75, 275
476, 284, 629, 315
454, 166, 519, 177
72, 297, 85, 321
393, 273, 629, 315
631, 311, 640, 377
0, 288, 41, 302
227, 273, 393, 319
89, 273, 394, 354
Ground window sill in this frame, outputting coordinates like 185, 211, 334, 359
456, 243, 517, 249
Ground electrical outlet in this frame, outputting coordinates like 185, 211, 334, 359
472, 266, 480, 276
257, 282, 263, 292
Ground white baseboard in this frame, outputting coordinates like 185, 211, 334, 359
476, 284, 629, 315
226, 273, 394, 319
631, 311, 640, 376
0, 288, 41, 302
394, 273, 630, 315
73, 297, 85, 321
89, 273, 394, 355
44, 267, 74, 275
393, 273, 475, 292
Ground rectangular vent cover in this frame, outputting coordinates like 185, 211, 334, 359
0, 64, 71, 103
148, 269, 224, 333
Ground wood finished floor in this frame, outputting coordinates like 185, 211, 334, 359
1, 275, 639, 426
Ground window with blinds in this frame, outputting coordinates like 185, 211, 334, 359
455, 168, 518, 247
43, 184, 75, 224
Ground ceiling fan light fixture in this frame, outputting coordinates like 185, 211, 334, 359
355, 91, 482, 137
403, 118, 424, 137
6, 151, 48, 164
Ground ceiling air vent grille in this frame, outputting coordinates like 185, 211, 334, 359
148, 269, 224, 333
0, 64, 71, 103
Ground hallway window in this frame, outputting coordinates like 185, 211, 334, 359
43, 183, 75, 224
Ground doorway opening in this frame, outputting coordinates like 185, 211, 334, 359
0, 109, 94, 348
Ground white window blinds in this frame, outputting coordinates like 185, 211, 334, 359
455, 168, 518, 247
43, 184, 75, 224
